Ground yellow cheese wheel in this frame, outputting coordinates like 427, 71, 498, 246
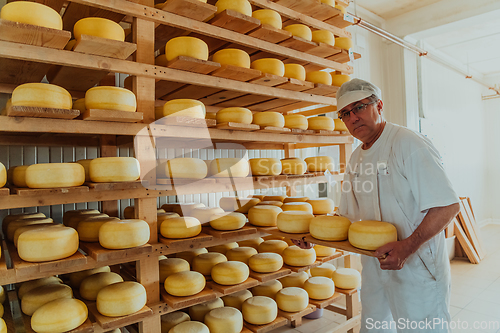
257, 201, 283, 207
211, 261, 249, 285
21, 284, 73, 316
170, 322, 209, 333
69, 266, 110, 289
331, 74, 351, 87
319, 0, 334, 6
283, 64, 306, 81
216, 107, 252, 124
0, 285, 5, 304
282, 246, 316, 266
0, 304, 2, 318
159, 99, 206, 119
348, 220, 398, 250
74, 17, 124, 41
276, 287, 308, 312
165, 271, 205, 296
6, 217, 54, 242
222, 290, 252, 311
219, 197, 260, 213
250, 59, 285, 76
72, 97, 86, 112
0, 162, 6, 188
283, 196, 309, 203
31, 298, 87, 333
305, 156, 334, 172
307, 198, 334, 215
205, 112, 217, 120
99, 219, 150, 249
160, 217, 202, 239
335, 37, 353, 50
310, 263, 336, 278
190, 207, 224, 224
209, 212, 246, 231
3, 212, 46, 238
25, 162, 83, 188
307, 116, 335, 130
226, 247, 258, 264
154, 54, 170, 67
96, 281, 146, 317
67, 213, 108, 230
166, 36, 209, 61
62, 209, 98, 226
75, 159, 92, 182
306, 71, 332, 85
284, 114, 308, 130
248, 253, 283, 273
242, 296, 277, 325
165, 158, 207, 179
281, 202, 313, 213
304, 276, 335, 300
0, 2, 62, 29
213, 49, 251, 68
189, 298, 224, 322
280, 158, 307, 175
252, 111, 285, 127
258, 240, 288, 255
248, 205, 282, 227
310, 215, 351, 241
215, 0, 252, 16
237, 237, 263, 250
85, 86, 136, 112
18, 227, 78, 262
251, 280, 282, 299
279, 271, 309, 288
209, 158, 250, 178
65, 38, 77, 50
89, 157, 140, 183
335, 4, 346, 13
331, 268, 361, 289
159, 258, 190, 282
334, 118, 348, 131
18, 277, 62, 299
207, 242, 238, 255
175, 248, 208, 265
13, 224, 61, 248
192, 252, 227, 275
283, 24, 312, 41
313, 245, 336, 257
161, 312, 190, 333
252, 9, 282, 29
205, 307, 243, 333
277, 211, 313, 233
249, 158, 282, 176
9, 165, 28, 187
77, 216, 120, 242
312, 30, 335, 46
80, 272, 123, 301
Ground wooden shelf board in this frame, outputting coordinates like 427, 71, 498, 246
279, 36, 318, 53
159, 0, 217, 22
80, 109, 144, 123
156, 116, 216, 127
199, 90, 246, 106
0, 19, 71, 49
166, 55, 221, 74
203, 225, 258, 238
248, 24, 292, 44
9, 185, 89, 196
211, 65, 262, 82
276, 78, 314, 92
290, 128, 315, 135
304, 83, 339, 96
258, 126, 291, 134
248, 98, 296, 112
323, 14, 353, 29
313, 129, 341, 136
249, 73, 289, 87
6, 105, 80, 119
209, 9, 261, 34
317, 251, 344, 262
88, 303, 153, 330
283, 259, 323, 273
0, 188, 9, 196
335, 287, 358, 296
249, 267, 291, 282
156, 178, 216, 186
74, 34, 136, 60
306, 43, 342, 58
159, 232, 214, 249
308, 292, 343, 309
79, 242, 152, 262
243, 316, 288, 333
208, 277, 259, 295
161, 286, 217, 309
302, 235, 376, 257
216, 122, 260, 131
278, 304, 316, 322
84, 180, 146, 191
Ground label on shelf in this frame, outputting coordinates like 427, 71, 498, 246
344, 14, 355, 23
348, 49, 354, 63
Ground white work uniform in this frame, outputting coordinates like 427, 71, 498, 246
339, 122, 459, 333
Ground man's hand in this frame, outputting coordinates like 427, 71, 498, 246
291, 239, 315, 249
374, 241, 414, 270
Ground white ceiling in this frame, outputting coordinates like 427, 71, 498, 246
352, 0, 443, 20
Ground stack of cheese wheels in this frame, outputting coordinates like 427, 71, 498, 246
160, 217, 202, 239
11, 83, 72, 110
209, 158, 249, 178
24, 163, 85, 189
283, 24, 312, 41
307, 198, 334, 215
192, 252, 227, 276
242, 296, 278, 325
21, 284, 73, 316
171, 322, 209, 333
331, 73, 351, 87
175, 248, 207, 265
304, 276, 335, 300
248, 253, 283, 273
18, 276, 62, 299
277, 211, 313, 233
348, 220, 398, 250
3, 212, 46, 237
216, 107, 252, 124
308, 116, 335, 131
205, 307, 243, 333
67, 212, 107, 229
313, 245, 336, 257
252, 9, 282, 29
0, 2, 63, 29
6, 216, 54, 242
252, 111, 285, 127
208, 242, 238, 255
258, 240, 288, 255
284, 114, 308, 130
334, 118, 348, 131
209, 212, 246, 231
306, 71, 333, 85
312, 30, 335, 46
219, 197, 260, 213
69, 267, 110, 289
18, 226, 79, 262
310, 263, 336, 278
263, 195, 286, 202
63, 209, 99, 226
165, 36, 209, 62
85, 86, 136, 112
31, 298, 88, 333
332, 268, 361, 289
159, 258, 190, 282
238, 237, 263, 250
226, 247, 257, 264
89, 157, 140, 182
76, 216, 119, 242
305, 156, 334, 172
96, 281, 146, 317
276, 287, 309, 312
283, 196, 309, 203
9, 165, 29, 187
279, 271, 308, 288
165, 271, 205, 296
215, 0, 252, 15
190, 207, 223, 224
282, 246, 316, 266
282, 202, 313, 213
211, 261, 249, 285
161, 312, 191, 333
284, 64, 306, 81
99, 220, 149, 249
251, 280, 282, 299
257, 201, 283, 207
80, 272, 123, 301
249, 158, 282, 176
14, 224, 63, 248
189, 298, 224, 322
310, 215, 351, 241
157, 212, 181, 232
281, 158, 307, 175
222, 290, 252, 311
335, 37, 353, 50
157, 99, 206, 119
250, 59, 285, 77
213, 49, 251, 68
74, 17, 124, 41
163, 158, 208, 179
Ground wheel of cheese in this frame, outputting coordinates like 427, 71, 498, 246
0, 2, 62, 29
225, 247, 256, 266
159, 99, 206, 119
207, 242, 238, 255
248, 205, 282, 227
284, 114, 308, 130
282, 246, 316, 266
215, 0, 252, 16
96, 281, 146, 317
251, 280, 282, 299
190, 207, 223, 225
312, 30, 335, 46
283, 24, 312, 41
252, 111, 285, 127
320, 0, 334, 6
24, 163, 84, 189
205, 307, 243, 333
283, 196, 309, 203
216, 107, 252, 124
166, 36, 209, 61
160, 217, 202, 239
242, 296, 277, 325
334, 118, 348, 131
74, 17, 124, 41
67, 213, 108, 230
282, 202, 313, 213
72, 97, 86, 113
237, 237, 263, 250
31, 298, 87, 333
13, 224, 62, 247
85, 86, 136, 112
280, 158, 307, 175
277, 211, 313, 233
335, 4, 346, 13
257, 201, 283, 207
331, 73, 351, 87
192, 252, 227, 275
89, 157, 140, 183
307, 116, 335, 130
252, 9, 281, 29
161, 312, 190, 333
62, 209, 99, 226
170, 322, 209, 333
248, 253, 283, 273
77, 216, 119, 243
219, 197, 260, 213
307, 198, 334, 215
159, 258, 190, 282
310, 215, 351, 241
3, 212, 46, 237
0, 318, 5, 333
9, 165, 29, 187
0, 285, 5, 304
276, 287, 308, 312
18, 227, 78, 262
213, 49, 251, 68
79, 272, 123, 301
310, 263, 336, 278
348, 220, 397, 250
262, 235, 284, 241
250, 59, 285, 77
211, 261, 249, 285
304, 276, 334, 300
189, 298, 224, 322
0, 304, 3, 317
75, 159, 92, 182
165, 271, 205, 296
6, 217, 54, 242
0, 162, 6, 188
21, 284, 73, 316
18, 277, 63, 299
335, 37, 353, 50
222, 290, 252, 311
209, 212, 246, 231
279, 271, 308, 288
165, 158, 207, 179
99, 219, 150, 249
305, 156, 334, 172
175, 248, 208, 265
313, 245, 336, 257
69, 266, 111, 289
284, 64, 306, 81
331, 268, 361, 289
249, 158, 282, 176
172, 203, 206, 217
209, 158, 250, 178
258, 240, 288, 255
306, 71, 332, 85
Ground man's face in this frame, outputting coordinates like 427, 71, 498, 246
340, 98, 384, 143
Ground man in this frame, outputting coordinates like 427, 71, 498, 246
336, 79, 460, 333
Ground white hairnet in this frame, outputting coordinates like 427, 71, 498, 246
336, 78, 382, 112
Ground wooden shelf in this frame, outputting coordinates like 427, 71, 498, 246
244, 317, 288, 333
161, 287, 218, 309
249, 267, 291, 282
5, 106, 80, 119
208, 277, 260, 295
203, 224, 258, 238
88, 303, 153, 330
309, 292, 344, 309
79, 242, 153, 262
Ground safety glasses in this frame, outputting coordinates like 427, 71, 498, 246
338, 100, 377, 121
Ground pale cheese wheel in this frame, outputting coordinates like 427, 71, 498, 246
320, 0, 334, 6
335, 37, 353, 50
226, 247, 257, 264
80, 272, 123, 301
209, 158, 249, 178
248, 205, 282, 227
161, 217, 202, 239
280, 158, 307, 175
164, 271, 205, 296
74, 17, 124, 41
160, 99, 206, 119
0, 2, 62, 30
331, 268, 361, 289
85, 86, 136, 112
72, 98, 86, 113
0, 285, 4, 304
207, 112, 217, 119
165, 158, 207, 179
279, 271, 308, 288
18, 227, 78, 262
242, 296, 277, 325
6, 217, 54, 242
250, 59, 285, 77
249, 158, 282, 176
258, 240, 288, 255
96, 281, 146, 317
25, 163, 84, 189
14, 224, 61, 247
304, 276, 334, 300
313, 245, 336, 257
248, 253, 283, 273
159, 258, 190, 282
307, 198, 334, 215
0, 162, 6, 188
310, 215, 351, 241
3, 212, 46, 237
310, 263, 336, 278
335, 4, 346, 13
283, 196, 309, 203
67, 213, 108, 230
284, 64, 306, 81
31, 298, 87, 333
205, 307, 243, 333
252, 9, 281, 29
284, 114, 308, 130
306, 71, 332, 85
256, 201, 283, 207
18, 277, 62, 299
348, 221, 397, 250
252, 111, 285, 127
69, 266, 110, 289
189, 298, 224, 322
276, 287, 308, 312
307, 116, 335, 130
211, 261, 249, 285
237, 237, 263, 250
99, 219, 150, 249
170, 322, 209, 333
262, 235, 284, 241
213, 49, 250, 69
282, 246, 316, 266
208, 242, 239, 255
0, 318, 6, 333
215, 0, 252, 16
251, 280, 282, 299
166, 36, 209, 61
334, 118, 348, 131
222, 290, 252, 311
305, 156, 334, 172
331, 74, 351, 87
219, 197, 259, 213
10, 165, 29, 187
77, 216, 120, 242
277, 211, 313, 233
75, 159, 92, 182
192, 252, 227, 275
283, 24, 312, 41
175, 248, 207, 265
161, 311, 190, 333
282, 202, 313, 213
21, 284, 73, 316
216, 107, 252, 124
89, 157, 140, 183
312, 30, 335, 46
190, 207, 224, 224
209, 213, 246, 231
62, 209, 98, 226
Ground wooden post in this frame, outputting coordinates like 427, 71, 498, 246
345, 290, 361, 333
100, 134, 119, 217
339, 142, 352, 174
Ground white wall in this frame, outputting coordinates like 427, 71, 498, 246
484, 97, 500, 223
